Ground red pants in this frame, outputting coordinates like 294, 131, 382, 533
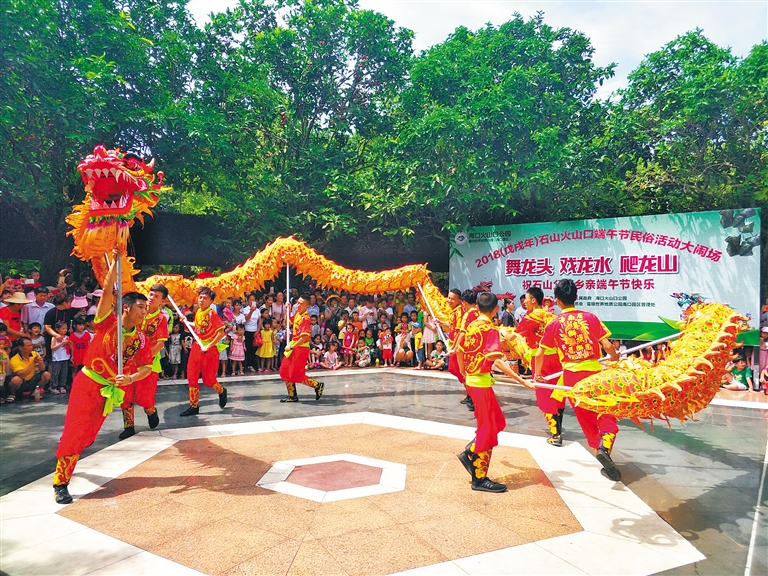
56, 371, 130, 458
280, 346, 311, 383
121, 372, 158, 409
448, 354, 465, 384
565, 370, 619, 449
467, 386, 506, 454
534, 354, 565, 414
187, 344, 219, 389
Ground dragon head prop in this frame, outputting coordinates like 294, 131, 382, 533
67, 145, 163, 262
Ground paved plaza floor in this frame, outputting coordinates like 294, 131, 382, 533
0, 369, 766, 575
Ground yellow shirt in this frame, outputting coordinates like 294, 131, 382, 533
10, 351, 41, 381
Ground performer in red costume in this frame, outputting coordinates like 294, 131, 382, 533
457, 292, 534, 492
280, 293, 324, 402
443, 288, 471, 409
456, 289, 480, 411
535, 279, 621, 481
119, 284, 169, 439
53, 254, 153, 504
515, 286, 564, 446
180, 287, 228, 416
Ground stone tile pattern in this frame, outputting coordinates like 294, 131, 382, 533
287, 461, 383, 491
58, 424, 581, 576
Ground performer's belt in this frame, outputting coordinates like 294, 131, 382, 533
81, 367, 126, 416
562, 359, 602, 372
466, 373, 494, 388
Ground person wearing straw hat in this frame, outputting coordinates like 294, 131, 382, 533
0, 292, 33, 339
118, 284, 169, 438
457, 292, 534, 492
535, 279, 621, 482
53, 255, 153, 504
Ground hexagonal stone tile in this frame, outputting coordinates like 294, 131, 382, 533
256, 453, 406, 502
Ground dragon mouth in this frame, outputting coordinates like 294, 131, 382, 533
81, 164, 147, 217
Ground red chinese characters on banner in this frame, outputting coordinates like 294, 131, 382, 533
619, 255, 678, 274
559, 256, 612, 275
505, 258, 554, 276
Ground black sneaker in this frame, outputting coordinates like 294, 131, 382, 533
315, 382, 325, 401
460, 395, 471, 405
596, 449, 622, 481
466, 399, 475, 412
147, 411, 159, 430
180, 406, 199, 417
118, 426, 136, 441
54, 484, 73, 504
457, 451, 474, 477
472, 478, 507, 493
219, 388, 228, 409
547, 434, 563, 447
280, 395, 299, 403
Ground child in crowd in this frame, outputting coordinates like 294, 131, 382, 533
357, 343, 372, 367
69, 318, 91, 378
350, 311, 363, 333
28, 323, 46, 360
167, 322, 183, 379
229, 324, 246, 376
426, 340, 448, 370
308, 334, 323, 368
721, 357, 753, 391
378, 325, 394, 367
310, 315, 321, 338
412, 322, 424, 369
321, 341, 340, 370
341, 322, 357, 367
0, 344, 7, 403
363, 328, 378, 365
422, 315, 437, 359
86, 316, 96, 339
50, 321, 71, 394
394, 325, 413, 367
257, 318, 276, 372
218, 323, 231, 377
180, 322, 193, 380
0, 323, 11, 353
397, 313, 409, 335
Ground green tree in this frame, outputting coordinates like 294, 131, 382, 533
0, 0, 201, 280
606, 31, 767, 214
352, 12, 614, 245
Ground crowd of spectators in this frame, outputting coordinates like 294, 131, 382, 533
0, 270, 99, 403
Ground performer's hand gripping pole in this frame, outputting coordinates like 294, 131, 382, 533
166, 294, 206, 351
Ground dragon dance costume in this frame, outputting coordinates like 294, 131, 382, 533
280, 309, 324, 402
183, 305, 227, 415
540, 307, 621, 481
452, 307, 480, 410
120, 307, 169, 436
516, 307, 564, 445
456, 313, 509, 492
54, 313, 152, 491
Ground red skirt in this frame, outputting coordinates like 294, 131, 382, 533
279, 346, 311, 383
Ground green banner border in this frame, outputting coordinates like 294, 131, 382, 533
603, 321, 758, 346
